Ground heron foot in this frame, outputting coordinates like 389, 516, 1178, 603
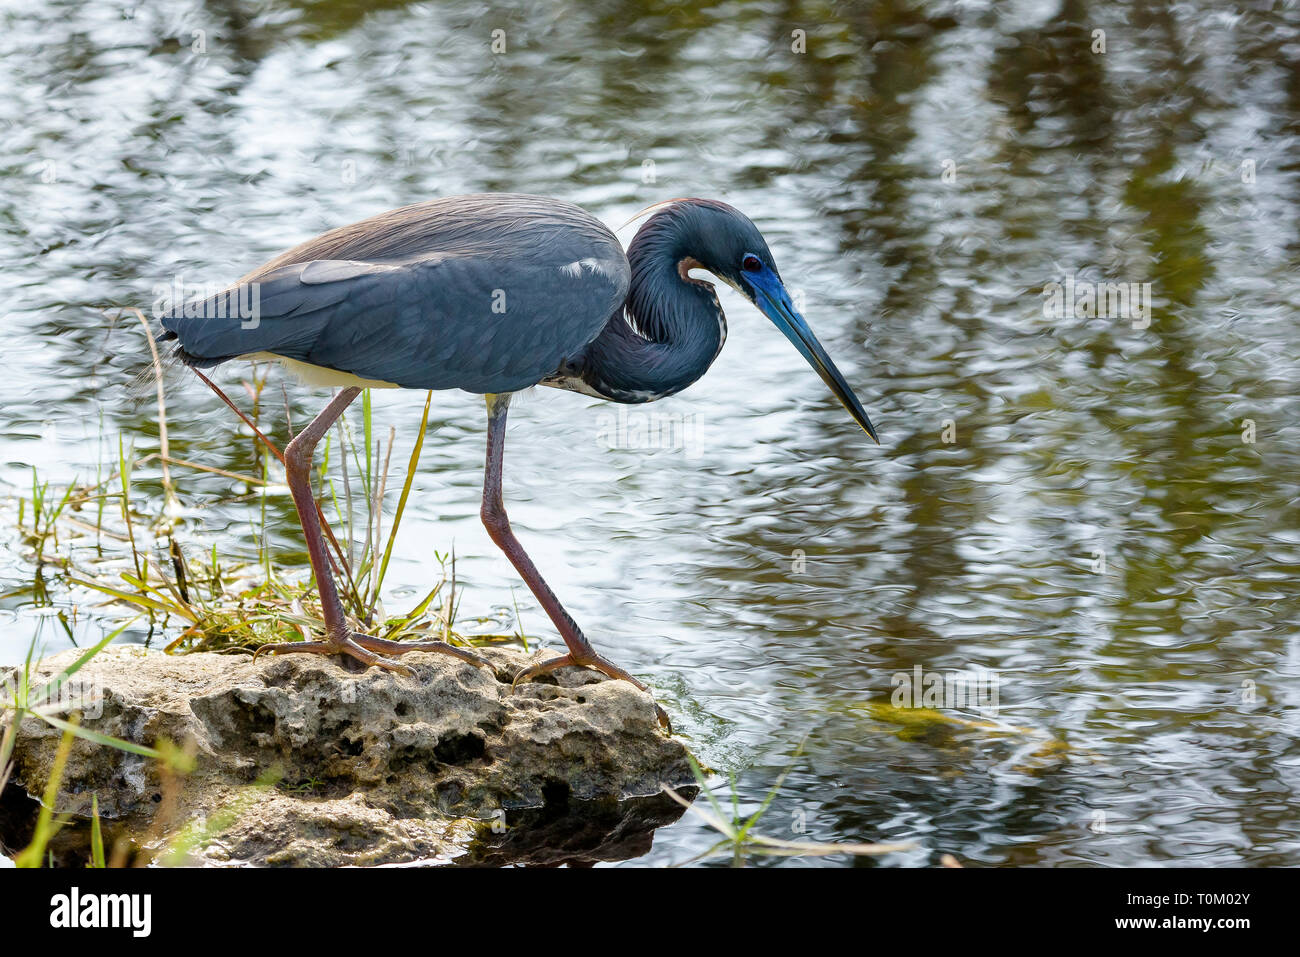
252, 632, 491, 675
253, 633, 413, 674
349, 633, 494, 671
512, 652, 672, 733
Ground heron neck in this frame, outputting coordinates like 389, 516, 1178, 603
571, 216, 727, 404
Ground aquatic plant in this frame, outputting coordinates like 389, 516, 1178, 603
662, 752, 914, 866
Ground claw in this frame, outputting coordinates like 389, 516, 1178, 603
653, 704, 673, 735
511, 653, 576, 691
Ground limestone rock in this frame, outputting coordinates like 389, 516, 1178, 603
0, 644, 694, 866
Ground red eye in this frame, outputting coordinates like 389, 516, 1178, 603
742, 254, 762, 273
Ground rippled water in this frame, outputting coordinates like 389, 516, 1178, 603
2, 0, 1299, 866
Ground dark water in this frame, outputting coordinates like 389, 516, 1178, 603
2, 0, 1299, 866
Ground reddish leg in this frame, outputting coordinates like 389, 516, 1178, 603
255, 387, 490, 673
480, 393, 669, 730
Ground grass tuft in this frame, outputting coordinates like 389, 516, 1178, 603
7, 373, 533, 659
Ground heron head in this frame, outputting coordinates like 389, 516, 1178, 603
676, 200, 880, 444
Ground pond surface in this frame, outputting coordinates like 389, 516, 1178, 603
2, 0, 1299, 866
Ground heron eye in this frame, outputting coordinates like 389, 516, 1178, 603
742, 255, 762, 273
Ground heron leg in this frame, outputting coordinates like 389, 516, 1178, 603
256, 387, 490, 674
480, 393, 670, 730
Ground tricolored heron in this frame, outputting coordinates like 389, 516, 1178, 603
159, 194, 878, 721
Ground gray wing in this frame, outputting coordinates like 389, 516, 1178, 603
159, 194, 631, 394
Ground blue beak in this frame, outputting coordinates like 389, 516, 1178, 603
748, 272, 880, 443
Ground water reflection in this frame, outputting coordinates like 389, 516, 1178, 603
1, 0, 1298, 866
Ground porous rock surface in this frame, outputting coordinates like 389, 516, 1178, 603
0, 644, 693, 866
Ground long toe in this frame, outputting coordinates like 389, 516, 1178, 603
511, 653, 576, 689
350, 633, 493, 670
337, 635, 414, 675
252, 634, 414, 675
252, 639, 339, 662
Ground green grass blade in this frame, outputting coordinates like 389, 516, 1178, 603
684, 753, 732, 831
69, 578, 183, 619
381, 580, 444, 640
38, 713, 162, 759
370, 391, 431, 614
32, 616, 138, 706
89, 794, 105, 868
14, 721, 77, 868
737, 736, 808, 841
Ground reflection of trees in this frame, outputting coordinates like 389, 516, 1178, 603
734, 1, 973, 668
986, 0, 1113, 149
14, 0, 1300, 867
1108, 3, 1215, 645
